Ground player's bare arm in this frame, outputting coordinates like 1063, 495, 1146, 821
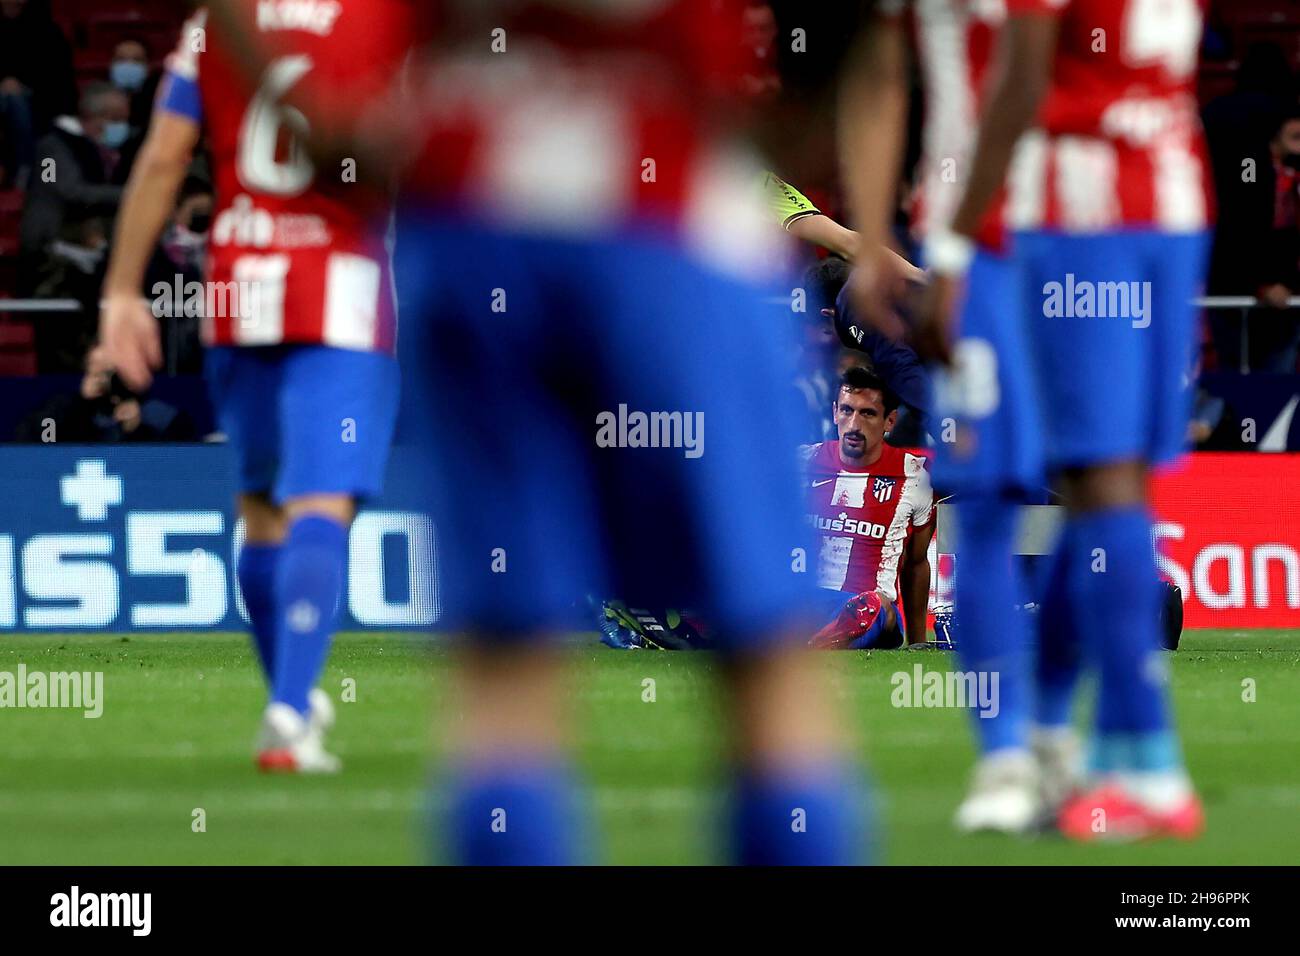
947, 15, 1058, 244
914, 13, 1059, 364
787, 212, 861, 260
100, 111, 201, 390
901, 519, 936, 646
839, 13, 912, 339
788, 211, 924, 284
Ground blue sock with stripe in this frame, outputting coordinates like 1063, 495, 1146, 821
953, 492, 1032, 754
271, 515, 348, 715
1035, 522, 1083, 730
732, 764, 870, 865
446, 759, 584, 865
237, 542, 280, 686
1066, 507, 1183, 774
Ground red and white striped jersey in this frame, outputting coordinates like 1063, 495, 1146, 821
898, 0, 1010, 250
158, 2, 414, 353
1005, 0, 1213, 234
395, 1, 784, 276
801, 441, 935, 602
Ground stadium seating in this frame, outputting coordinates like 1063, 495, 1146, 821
2, 1, 1300, 366
0, 0, 185, 348
0, 316, 37, 376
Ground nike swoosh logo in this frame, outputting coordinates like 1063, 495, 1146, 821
812, 479, 834, 488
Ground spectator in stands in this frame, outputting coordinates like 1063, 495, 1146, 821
13, 342, 196, 443
111, 38, 151, 98
18, 83, 130, 295
0, 0, 77, 188
144, 175, 212, 375
1187, 354, 1246, 452
1203, 42, 1296, 167
740, 2, 780, 100
1209, 107, 1300, 372
110, 37, 163, 144
30, 213, 107, 371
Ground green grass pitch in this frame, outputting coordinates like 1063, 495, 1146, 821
0, 630, 1296, 865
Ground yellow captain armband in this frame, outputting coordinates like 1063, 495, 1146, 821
762, 171, 821, 230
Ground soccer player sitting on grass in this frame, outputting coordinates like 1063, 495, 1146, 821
804, 367, 936, 650
596, 367, 936, 654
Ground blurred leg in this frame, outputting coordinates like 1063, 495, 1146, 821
236, 491, 285, 685
444, 644, 581, 866
953, 492, 1031, 756
269, 494, 354, 716
726, 645, 868, 865
1058, 462, 1190, 805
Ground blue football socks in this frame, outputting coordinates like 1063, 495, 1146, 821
1066, 507, 1185, 778
1035, 521, 1083, 731
237, 541, 280, 685
271, 514, 349, 715
732, 764, 869, 865
954, 493, 1032, 755
446, 758, 583, 865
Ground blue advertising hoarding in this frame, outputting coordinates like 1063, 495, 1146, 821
0, 445, 438, 632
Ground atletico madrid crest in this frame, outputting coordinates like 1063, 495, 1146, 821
872, 476, 896, 503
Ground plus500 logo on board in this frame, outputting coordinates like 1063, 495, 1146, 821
0, 450, 439, 631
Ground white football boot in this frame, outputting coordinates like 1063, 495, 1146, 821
308, 687, 335, 735
1032, 725, 1083, 822
256, 701, 341, 774
953, 749, 1041, 834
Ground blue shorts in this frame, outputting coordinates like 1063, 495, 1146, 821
931, 249, 1045, 494
205, 344, 400, 502
394, 220, 819, 648
1014, 229, 1210, 469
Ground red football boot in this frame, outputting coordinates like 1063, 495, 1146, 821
809, 591, 884, 650
1058, 784, 1204, 841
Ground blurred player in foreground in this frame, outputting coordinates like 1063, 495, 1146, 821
401, 0, 871, 866
203, 0, 872, 864
99, 1, 412, 771
899, 0, 1209, 839
804, 368, 936, 651
844, 1, 1048, 833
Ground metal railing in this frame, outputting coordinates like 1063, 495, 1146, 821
0, 299, 81, 312
1196, 296, 1300, 373
0, 299, 193, 374
2, 294, 1299, 374
763, 293, 1300, 374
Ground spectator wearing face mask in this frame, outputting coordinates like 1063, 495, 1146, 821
17, 83, 131, 295
110, 37, 163, 137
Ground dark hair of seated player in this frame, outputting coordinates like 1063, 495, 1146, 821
839, 365, 900, 414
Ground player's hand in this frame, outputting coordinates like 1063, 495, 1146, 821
911, 272, 963, 367
100, 293, 162, 392
847, 244, 912, 342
